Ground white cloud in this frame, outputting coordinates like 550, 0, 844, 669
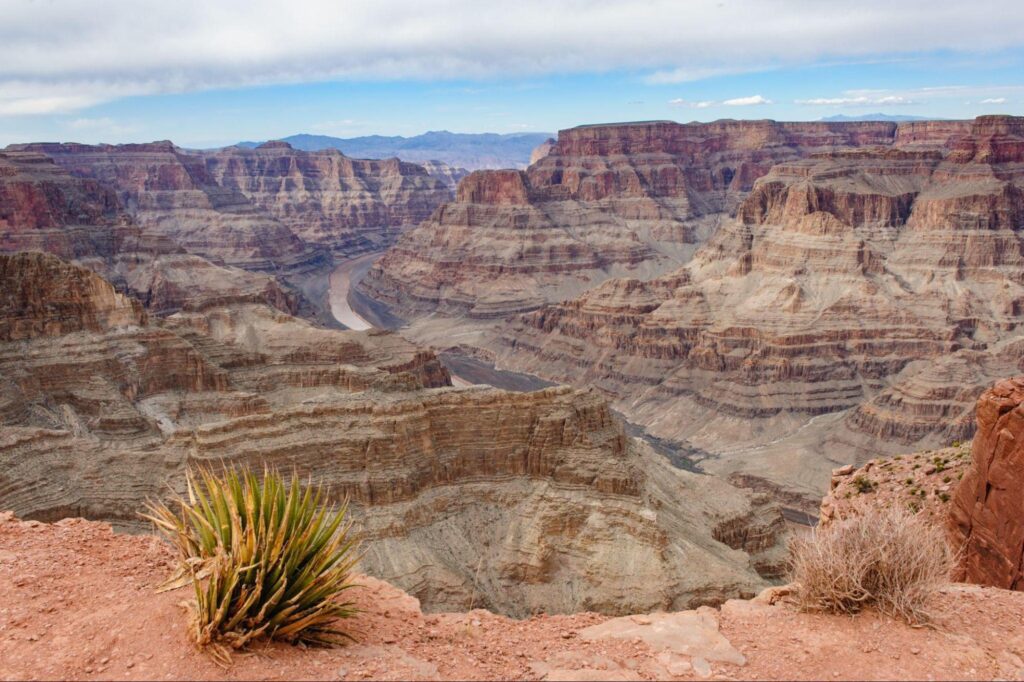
0, 0, 1022, 116
722, 95, 772, 106
669, 98, 715, 108
797, 86, 1024, 108
796, 94, 916, 106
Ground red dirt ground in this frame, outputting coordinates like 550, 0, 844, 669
2, 512, 1023, 681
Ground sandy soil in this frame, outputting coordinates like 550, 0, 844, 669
3, 512, 1024, 681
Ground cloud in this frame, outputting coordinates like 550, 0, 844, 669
797, 86, 1024, 108
669, 96, 770, 108
0, 0, 1023, 115
722, 95, 772, 106
796, 94, 916, 106
669, 98, 715, 108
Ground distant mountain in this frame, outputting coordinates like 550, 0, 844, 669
819, 113, 933, 122
235, 131, 554, 170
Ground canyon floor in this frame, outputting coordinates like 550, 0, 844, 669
3, 512, 1024, 681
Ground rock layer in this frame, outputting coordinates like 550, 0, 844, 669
361, 119, 971, 319
9, 142, 326, 273
485, 116, 1024, 494
0, 252, 786, 616
203, 142, 452, 255
0, 149, 299, 315
950, 376, 1024, 590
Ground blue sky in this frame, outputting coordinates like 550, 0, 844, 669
1, 1, 1023, 147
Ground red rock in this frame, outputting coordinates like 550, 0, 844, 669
950, 376, 1024, 590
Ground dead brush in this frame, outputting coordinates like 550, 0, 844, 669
143, 466, 360, 663
789, 506, 952, 625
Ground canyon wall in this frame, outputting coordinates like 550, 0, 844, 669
490, 116, 1024, 495
0, 149, 299, 315
0, 252, 787, 616
203, 141, 452, 255
359, 119, 970, 318
950, 376, 1024, 591
8, 142, 326, 274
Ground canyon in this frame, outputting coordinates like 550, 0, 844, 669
0, 251, 787, 616
359, 115, 1024, 503
5, 114, 1024, 625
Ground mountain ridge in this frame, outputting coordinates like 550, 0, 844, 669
234, 130, 554, 169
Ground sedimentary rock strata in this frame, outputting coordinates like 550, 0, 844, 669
950, 376, 1024, 590
0, 252, 787, 616
11, 140, 458, 266
419, 160, 469, 190
361, 118, 970, 318
485, 116, 1024, 493
203, 142, 452, 255
0, 149, 299, 315
8, 142, 326, 273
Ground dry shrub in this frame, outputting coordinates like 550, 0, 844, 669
144, 466, 360, 663
789, 506, 952, 624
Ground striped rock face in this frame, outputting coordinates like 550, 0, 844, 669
950, 376, 1024, 591
0, 252, 788, 617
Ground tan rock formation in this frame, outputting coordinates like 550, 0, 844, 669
0, 252, 786, 615
361, 118, 970, 319
950, 376, 1024, 590
529, 137, 556, 165
203, 142, 453, 255
9, 141, 326, 273
419, 160, 469, 190
487, 116, 1024, 494
0, 148, 302, 316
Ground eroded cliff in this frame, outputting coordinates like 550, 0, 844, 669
0, 252, 787, 616
479, 116, 1024, 495
360, 119, 970, 319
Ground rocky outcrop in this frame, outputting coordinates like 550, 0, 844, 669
0, 149, 300, 316
529, 137, 556, 165
202, 143, 452, 255
485, 116, 1024, 494
0, 252, 145, 340
950, 377, 1024, 590
9, 142, 326, 273
0, 252, 787, 616
360, 118, 970, 319
419, 160, 469, 190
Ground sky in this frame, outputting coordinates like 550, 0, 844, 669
1, 0, 1023, 148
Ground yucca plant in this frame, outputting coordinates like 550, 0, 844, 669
143, 466, 360, 662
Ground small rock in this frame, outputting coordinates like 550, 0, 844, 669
560, 631, 574, 639
910, 647, 921, 655
668, 659, 692, 676
471, 618, 482, 627
336, 667, 348, 679
693, 657, 713, 679
630, 614, 652, 625
832, 464, 855, 477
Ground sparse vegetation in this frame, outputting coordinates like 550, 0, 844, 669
144, 466, 360, 662
852, 476, 876, 494
789, 507, 952, 624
